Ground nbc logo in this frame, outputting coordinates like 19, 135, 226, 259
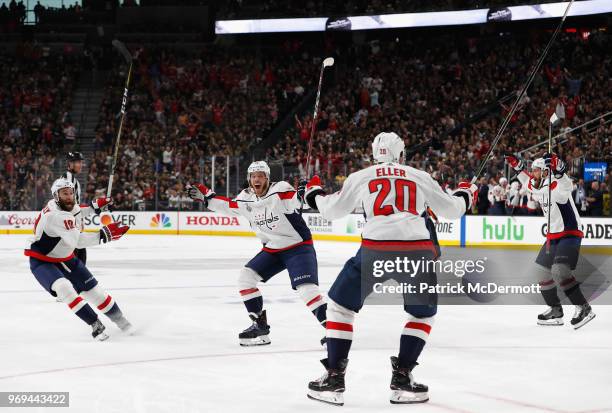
150, 213, 172, 228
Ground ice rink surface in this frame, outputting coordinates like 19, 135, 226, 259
1, 234, 611, 413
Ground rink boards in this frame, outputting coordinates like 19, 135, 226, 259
1, 211, 611, 251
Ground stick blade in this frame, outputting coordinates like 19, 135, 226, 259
112, 39, 133, 64
323, 57, 335, 67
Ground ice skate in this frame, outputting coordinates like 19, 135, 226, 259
389, 356, 429, 404
239, 310, 271, 346
307, 358, 347, 406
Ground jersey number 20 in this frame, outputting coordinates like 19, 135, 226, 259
369, 178, 417, 216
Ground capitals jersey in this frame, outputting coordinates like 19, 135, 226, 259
25, 200, 100, 262
517, 171, 583, 239
207, 181, 311, 251
314, 162, 466, 243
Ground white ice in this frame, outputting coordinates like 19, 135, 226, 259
0, 235, 611, 413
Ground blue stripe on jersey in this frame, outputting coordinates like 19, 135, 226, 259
557, 200, 578, 231
31, 231, 62, 255
283, 212, 312, 242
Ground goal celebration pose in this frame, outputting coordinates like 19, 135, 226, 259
25, 178, 132, 341
505, 153, 595, 329
302, 132, 476, 405
187, 161, 327, 346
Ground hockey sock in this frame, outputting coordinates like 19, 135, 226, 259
539, 280, 561, 307
563, 284, 588, 305
296, 283, 327, 325
398, 316, 434, 368
326, 300, 355, 369
552, 264, 587, 305
82, 286, 124, 322
51, 278, 98, 325
238, 267, 264, 316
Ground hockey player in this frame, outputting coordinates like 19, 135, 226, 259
186, 161, 327, 346
505, 153, 595, 329
302, 132, 477, 405
25, 178, 132, 341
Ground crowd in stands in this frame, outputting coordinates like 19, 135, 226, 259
1, 31, 610, 216
218, 0, 577, 19
0, 46, 81, 210
83, 44, 317, 210
266, 31, 611, 216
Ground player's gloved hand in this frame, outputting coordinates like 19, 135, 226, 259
297, 179, 307, 204
543, 152, 566, 177
91, 197, 114, 215
504, 154, 524, 172
100, 222, 129, 243
186, 183, 216, 207
452, 181, 478, 210
304, 175, 326, 210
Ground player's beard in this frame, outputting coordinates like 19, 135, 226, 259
58, 198, 75, 211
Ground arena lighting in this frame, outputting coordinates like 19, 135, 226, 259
215, 0, 612, 34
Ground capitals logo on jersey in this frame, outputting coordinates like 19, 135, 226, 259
253, 208, 280, 230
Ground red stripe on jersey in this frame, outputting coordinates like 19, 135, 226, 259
550, 181, 558, 191
68, 296, 83, 309
405, 322, 432, 334
547, 230, 584, 240
24, 250, 75, 263
362, 239, 436, 254
215, 196, 239, 209
80, 204, 89, 208
97, 295, 112, 311
327, 321, 353, 332
277, 191, 296, 200
240, 288, 259, 296
262, 239, 313, 253
306, 295, 322, 307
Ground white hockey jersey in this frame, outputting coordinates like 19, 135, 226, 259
516, 171, 583, 239
207, 181, 312, 251
25, 200, 101, 262
314, 163, 466, 244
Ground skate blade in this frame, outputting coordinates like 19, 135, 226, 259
573, 312, 595, 330
94, 332, 109, 342
390, 390, 429, 404
239, 335, 271, 346
120, 323, 136, 335
537, 318, 564, 326
307, 391, 344, 406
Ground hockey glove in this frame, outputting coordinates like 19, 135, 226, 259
452, 182, 478, 211
504, 154, 524, 172
543, 152, 566, 178
100, 222, 129, 243
303, 175, 326, 210
186, 183, 216, 207
91, 197, 114, 215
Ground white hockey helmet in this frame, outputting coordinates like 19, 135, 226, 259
51, 178, 75, 203
247, 161, 270, 180
499, 177, 508, 186
372, 132, 405, 163
531, 157, 546, 171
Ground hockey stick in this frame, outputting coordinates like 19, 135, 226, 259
471, 0, 575, 185
299, 57, 335, 214
546, 114, 557, 254
107, 39, 134, 197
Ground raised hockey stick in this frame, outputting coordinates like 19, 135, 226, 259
299, 57, 335, 214
107, 39, 134, 197
546, 113, 558, 254
471, 0, 575, 184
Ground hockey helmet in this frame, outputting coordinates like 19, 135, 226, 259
372, 132, 405, 163
51, 178, 75, 203
247, 161, 270, 180
66, 151, 84, 162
